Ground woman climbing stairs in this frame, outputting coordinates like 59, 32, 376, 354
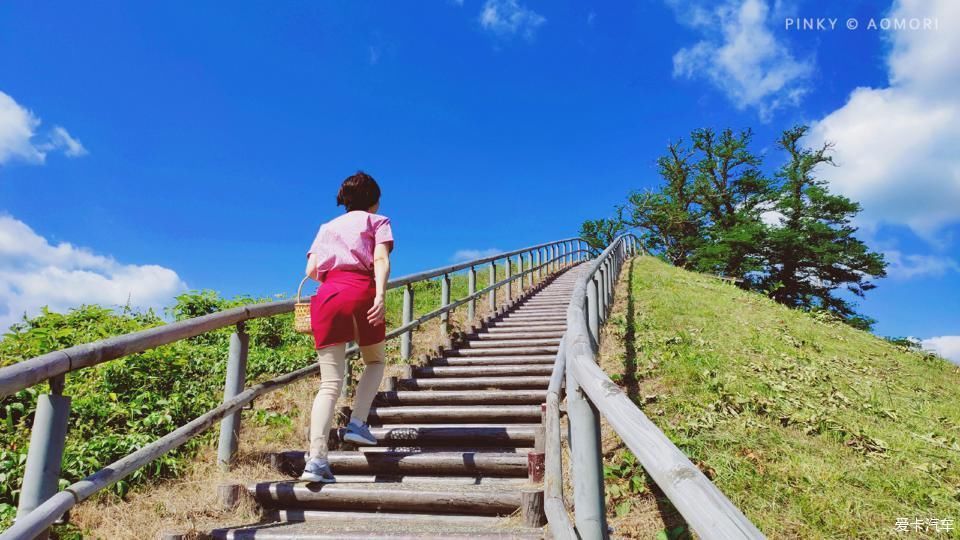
209, 267, 583, 539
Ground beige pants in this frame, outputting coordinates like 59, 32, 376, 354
308, 341, 385, 460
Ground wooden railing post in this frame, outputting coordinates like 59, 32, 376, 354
527, 252, 534, 288
468, 266, 477, 321
587, 277, 600, 345
516, 253, 523, 297
566, 350, 608, 540
534, 249, 541, 282
16, 375, 70, 539
440, 273, 451, 335
401, 284, 414, 360
488, 262, 497, 312
217, 323, 249, 470
506, 257, 513, 302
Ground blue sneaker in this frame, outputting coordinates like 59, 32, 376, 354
300, 458, 336, 483
343, 420, 377, 446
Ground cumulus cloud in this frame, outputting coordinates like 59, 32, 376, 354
0, 91, 87, 165
479, 0, 546, 40
452, 248, 502, 263
670, 0, 813, 120
883, 250, 959, 279
0, 215, 187, 333
921, 335, 960, 365
805, 0, 960, 238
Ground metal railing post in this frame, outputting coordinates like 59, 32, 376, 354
401, 284, 414, 360
440, 273, 451, 335
488, 262, 497, 312
566, 348, 608, 540
468, 266, 477, 321
17, 375, 70, 538
506, 257, 513, 301
217, 323, 249, 470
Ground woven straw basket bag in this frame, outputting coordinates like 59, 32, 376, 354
294, 276, 313, 334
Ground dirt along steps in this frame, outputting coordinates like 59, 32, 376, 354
209, 266, 584, 539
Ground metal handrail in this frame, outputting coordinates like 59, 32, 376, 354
545, 234, 765, 540
2, 238, 590, 539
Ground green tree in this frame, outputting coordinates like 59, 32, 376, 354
625, 141, 702, 267
689, 128, 773, 279
579, 209, 626, 250
761, 125, 886, 329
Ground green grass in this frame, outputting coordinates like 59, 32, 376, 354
603, 256, 960, 538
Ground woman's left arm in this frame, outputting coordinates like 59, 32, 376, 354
367, 242, 391, 325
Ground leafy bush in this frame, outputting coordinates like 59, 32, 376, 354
0, 292, 315, 530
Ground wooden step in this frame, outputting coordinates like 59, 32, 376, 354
412, 365, 553, 378
212, 511, 542, 539
339, 424, 539, 446
448, 347, 559, 357
374, 390, 547, 405
475, 331, 564, 339
502, 315, 566, 322
298, 474, 529, 486
485, 325, 566, 333
462, 338, 560, 348
398, 376, 549, 390
489, 321, 565, 329
430, 356, 554, 366
368, 404, 540, 423
270, 450, 529, 477
249, 482, 521, 515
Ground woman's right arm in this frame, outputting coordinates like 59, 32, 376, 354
305, 253, 321, 281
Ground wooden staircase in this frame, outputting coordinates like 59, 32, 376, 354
209, 267, 582, 539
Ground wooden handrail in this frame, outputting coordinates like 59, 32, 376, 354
2, 239, 589, 539
546, 234, 765, 540
0, 238, 581, 399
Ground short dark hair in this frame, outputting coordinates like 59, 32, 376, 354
336, 171, 381, 211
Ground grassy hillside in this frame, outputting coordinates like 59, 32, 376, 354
600, 256, 960, 538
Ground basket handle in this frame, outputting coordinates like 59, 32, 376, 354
296, 275, 312, 303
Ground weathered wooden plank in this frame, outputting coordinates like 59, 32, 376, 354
249, 483, 521, 515
398, 376, 550, 390
374, 390, 548, 405
368, 405, 541, 423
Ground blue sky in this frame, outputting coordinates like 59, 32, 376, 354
0, 1, 957, 360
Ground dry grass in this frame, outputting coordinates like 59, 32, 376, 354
68, 375, 318, 539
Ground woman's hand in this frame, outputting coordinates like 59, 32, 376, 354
367, 293, 386, 326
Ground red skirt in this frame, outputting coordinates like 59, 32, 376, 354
310, 269, 386, 349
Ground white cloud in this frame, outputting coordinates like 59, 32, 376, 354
921, 335, 960, 365
670, 0, 813, 120
805, 0, 960, 238
883, 250, 959, 279
479, 0, 546, 40
0, 215, 187, 333
452, 248, 502, 263
0, 91, 87, 165
46, 126, 87, 157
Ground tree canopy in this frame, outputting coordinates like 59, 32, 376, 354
581, 125, 887, 328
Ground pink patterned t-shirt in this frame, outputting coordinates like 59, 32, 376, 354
307, 211, 394, 280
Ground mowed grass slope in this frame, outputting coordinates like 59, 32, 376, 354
602, 256, 960, 538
